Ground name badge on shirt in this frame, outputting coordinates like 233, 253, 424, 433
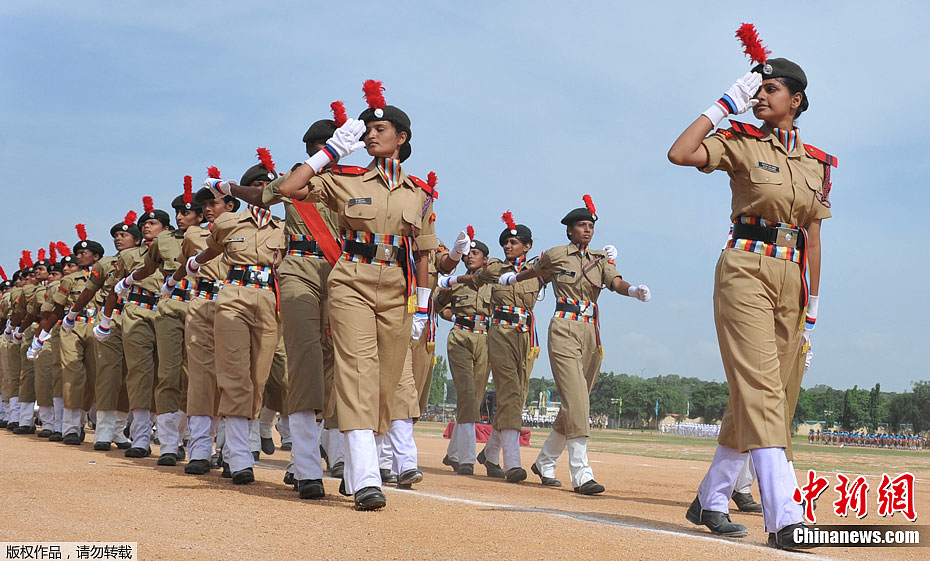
454, 295, 469, 303
227, 237, 245, 242
348, 197, 372, 206
758, 161, 780, 173
558, 269, 576, 278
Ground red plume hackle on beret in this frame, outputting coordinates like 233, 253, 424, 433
56, 242, 71, 258
143, 196, 155, 215
22, 250, 33, 268
19, 258, 24, 270
0, 266, 6, 281
76, 224, 88, 242
37, 248, 46, 263
363, 79, 386, 109
124, 211, 137, 226
49, 242, 57, 265
735, 23, 770, 65
466, 225, 475, 241
331, 101, 348, 127
207, 166, 221, 179
256, 147, 276, 174
582, 194, 597, 219
501, 211, 517, 234
183, 175, 193, 205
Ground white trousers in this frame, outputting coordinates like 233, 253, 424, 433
344, 429, 381, 495
259, 406, 276, 439
289, 411, 323, 480
697, 445, 747, 513
501, 428, 521, 471
129, 408, 152, 448
387, 418, 417, 474
751, 447, 804, 533
94, 410, 117, 443
225, 416, 254, 473
447, 422, 477, 465
8, 397, 19, 424
19, 400, 36, 427
249, 417, 260, 452
277, 415, 291, 445
187, 415, 217, 461
62, 406, 83, 437
376, 434, 394, 471
484, 427, 502, 465
155, 411, 183, 455
566, 437, 594, 488
326, 428, 345, 465
535, 430, 567, 478
53, 397, 63, 433
38, 405, 55, 428
734, 454, 756, 494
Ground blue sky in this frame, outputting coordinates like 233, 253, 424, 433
2, 1, 928, 392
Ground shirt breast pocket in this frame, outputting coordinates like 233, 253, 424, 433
344, 201, 378, 231
749, 166, 784, 186
402, 207, 422, 236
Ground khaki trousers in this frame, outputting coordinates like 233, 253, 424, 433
35, 329, 60, 407
447, 328, 490, 424
214, 285, 280, 419
391, 340, 420, 420
412, 328, 435, 415
122, 303, 159, 410
17, 325, 37, 403
715, 249, 803, 453
489, 324, 535, 431
154, 298, 188, 414
60, 322, 97, 411
95, 314, 128, 412
185, 297, 218, 417
549, 318, 601, 440
280, 272, 326, 415
327, 261, 410, 434
4, 340, 22, 400
263, 337, 288, 414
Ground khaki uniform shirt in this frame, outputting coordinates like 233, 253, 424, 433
114, 245, 164, 294
206, 210, 285, 268
182, 225, 227, 280
40, 281, 60, 314
702, 123, 833, 227
25, 282, 49, 317
53, 269, 92, 309
473, 259, 542, 310
145, 229, 186, 277
536, 245, 621, 304
435, 279, 492, 318
84, 256, 119, 307
301, 163, 438, 252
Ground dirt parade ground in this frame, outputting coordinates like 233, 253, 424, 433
2, 423, 927, 561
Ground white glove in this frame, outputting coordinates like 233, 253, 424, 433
114, 273, 136, 299
2, 321, 12, 342
804, 344, 813, 374
803, 294, 819, 343
204, 178, 234, 197
93, 313, 113, 342
161, 277, 178, 298
498, 272, 517, 286
437, 274, 458, 290
12, 329, 23, 344
185, 256, 202, 277
628, 284, 651, 302
449, 231, 471, 262
410, 287, 432, 340
305, 118, 367, 173
702, 71, 763, 127
603, 245, 618, 261
26, 337, 43, 360
62, 308, 79, 334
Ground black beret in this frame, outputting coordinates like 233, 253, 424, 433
137, 209, 171, 229
752, 57, 807, 89
21, 265, 34, 275
499, 224, 533, 247
59, 255, 76, 267
470, 239, 490, 256
11, 271, 22, 282
303, 119, 337, 144
33, 259, 51, 270
110, 220, 142, 239
358, 105, 412, 162
194, 187, 241, 212
1, 280, 11, 290
171, 193, 203, 213
72, 239, 105, 258
240, 164, 279, 186
49, 262, 63, 274
561, 207, 597, 226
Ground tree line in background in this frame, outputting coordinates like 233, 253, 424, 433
427, 359, 930, 433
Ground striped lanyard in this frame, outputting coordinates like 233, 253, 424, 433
248, 204, 272, 228
375, 157, 402, 190
508, 255, 527, 273
772, 127, 798, 153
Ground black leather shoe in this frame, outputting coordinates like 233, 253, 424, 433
456, 463, 474, 475
221, 462, 232, 478
48, 432, 63, 442
732, 490, 763, 513
123, 425, 131, 438
63, 432, 83, 445
210, 453, 221, 470
176, 446, 186, 461
13, 424, 36, 434
124, 446, 151, 458
6, 422, 19, 431
685, 496, 748, 537
397, 468, 423, 489
320, 445, 329, 470
115, 441, 131, 450
280, 442, 292, 451
184, 459, 211, 475
574, 480, 606, 495
93, 441, 112, 451
354, 486, 386, 511
531, 462, 563, 487
330, 461, 344, 479
157, 453, 177, 466
252, 450, 260, 461
771, 523, 817, 550
232, 467, 254, 485
485, 462, 506, 479
298, 479, 325, 500
442, 454, 460, 471
261, 437, 275, 455
338, 478, 351, 497
477, 449, 487, 465
505, 467, 527, 483
283, 471, 296, 486
380, 468, 397, 484
0, 420, 6, 428
37, 428, 53, 438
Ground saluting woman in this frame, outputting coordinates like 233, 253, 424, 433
668, 36, 835, 549
280, 80, 436, 510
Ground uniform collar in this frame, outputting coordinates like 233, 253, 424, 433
363, 159, 411, 190
240, 206, 279, 228
568, 243, 590, 257
759, 124, 804, 158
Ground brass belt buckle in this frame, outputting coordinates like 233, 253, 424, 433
375, 243, 396, 261
775, 227, 799, 248
249, 270, 270, 284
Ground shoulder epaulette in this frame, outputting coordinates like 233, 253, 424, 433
330, 165, 368, 176
715, 128, 734, 140
729, 120, 764, 138
408, 175, 439, 200
803, 144, 838, 168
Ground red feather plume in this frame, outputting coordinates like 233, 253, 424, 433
501, 211, 517, 231
143, 196, 154, 214
38, 248, 46, 262
183, 175, 193, 204
362, 79, 386, 109
76, 224, 88, 241
56, 242, 71, 258
582, 194, 597, 216
735, 23, 770, 65
49, 242, 57, 265
207, 166, 221, 179
427, 171, 438, 188
0, 266, 6, 281
257, 147, 276, 173
22, 250, 33, 268
124, 211, 137, 226
466, 225, 475, 240
331, 101, 348, 127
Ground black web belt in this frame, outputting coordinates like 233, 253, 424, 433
555, 301, 596, 317
732, 222, 804, 250
455, 316, 489, 330
492, 310, 528, 325
342, 239, 402, 263
196, 279, 219, 294
288, 239, 325, 257
227, 268, 274, 287
127, 292, 158, 306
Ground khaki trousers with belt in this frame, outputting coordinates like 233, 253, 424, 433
17, 325, 37, 403
185, 297, 219, 417
154, 298, 188, 414
60, 322, 97, 411
447, 328, 490, 424
281, 271, 327, 416
489, 324, 535, 431
95, 313, 129, 412
122, 304, 159, 410
548, 318, 602, 440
